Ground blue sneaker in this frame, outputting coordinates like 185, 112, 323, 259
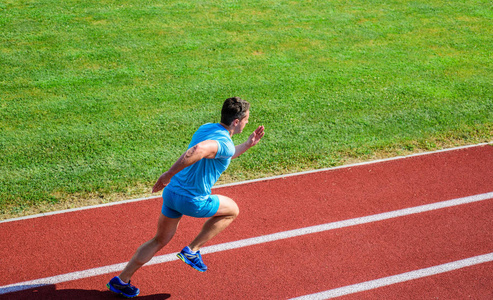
106, 276, 140, 298
177, 246, 207, 272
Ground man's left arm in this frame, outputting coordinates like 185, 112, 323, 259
232, 125, 265, 159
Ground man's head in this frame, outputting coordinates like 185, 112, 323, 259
220, 97, 250, 135
221, 97, 250, 124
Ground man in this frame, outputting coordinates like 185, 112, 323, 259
107, 97, 265, 298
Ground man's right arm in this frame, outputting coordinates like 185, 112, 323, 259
152, 140, 218, 193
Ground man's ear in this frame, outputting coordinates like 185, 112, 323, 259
232, 119, 240, 126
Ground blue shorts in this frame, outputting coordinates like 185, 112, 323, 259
161, 188, 220, 219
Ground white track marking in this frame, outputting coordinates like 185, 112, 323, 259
1, 192, 492, 295
290, 252, 493, 299
2, 142, 491, 224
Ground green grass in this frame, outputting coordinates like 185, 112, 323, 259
1, 0, 492, 218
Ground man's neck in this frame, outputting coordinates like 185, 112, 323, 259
219, 122, 234, 137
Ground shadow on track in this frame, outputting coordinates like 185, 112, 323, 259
0, 284, 171, 300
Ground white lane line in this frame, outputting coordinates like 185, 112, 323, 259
290, 252, 493, 299
1, 192, 492, 295
2, 142, 491, 224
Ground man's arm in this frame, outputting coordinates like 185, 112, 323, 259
152, 140, 218, 193
232, 125, 265, 159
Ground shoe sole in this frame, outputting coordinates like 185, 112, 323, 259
106, 283, 140, 298
177, 253, 207, 272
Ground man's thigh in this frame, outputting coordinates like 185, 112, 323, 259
213, 195, 239, 217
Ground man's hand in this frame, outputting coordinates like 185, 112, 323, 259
246, 125, 265, 147
152, 171, 172, 193
233, 125, 265, 159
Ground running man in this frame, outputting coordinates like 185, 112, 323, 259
107, 97, 265, 298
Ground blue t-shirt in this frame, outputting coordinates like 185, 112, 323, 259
166, 123, 235, 199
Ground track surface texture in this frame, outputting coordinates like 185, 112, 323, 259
1, 144, 492, 299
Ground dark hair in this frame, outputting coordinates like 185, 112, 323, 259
221, 97, 250, 126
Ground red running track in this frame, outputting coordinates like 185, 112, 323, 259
1, 144, 493, 299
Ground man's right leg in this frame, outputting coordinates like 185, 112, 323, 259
107, 213, 181, 298
119, 213, 181, 282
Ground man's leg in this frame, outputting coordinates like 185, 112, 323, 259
119, 213, 181, 282
188, 195, 239, 251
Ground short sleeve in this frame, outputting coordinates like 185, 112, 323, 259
215, 139, 235, 159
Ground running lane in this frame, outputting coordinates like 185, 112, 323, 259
1, 144, 492, 299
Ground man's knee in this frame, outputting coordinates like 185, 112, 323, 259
223, 199, 239, 219
216, 195, 239, 218
230, 202, 239, 218
226, 196, 240, 218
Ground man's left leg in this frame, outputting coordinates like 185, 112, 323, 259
189, 195, 239, 250
177, 195, 239, 272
